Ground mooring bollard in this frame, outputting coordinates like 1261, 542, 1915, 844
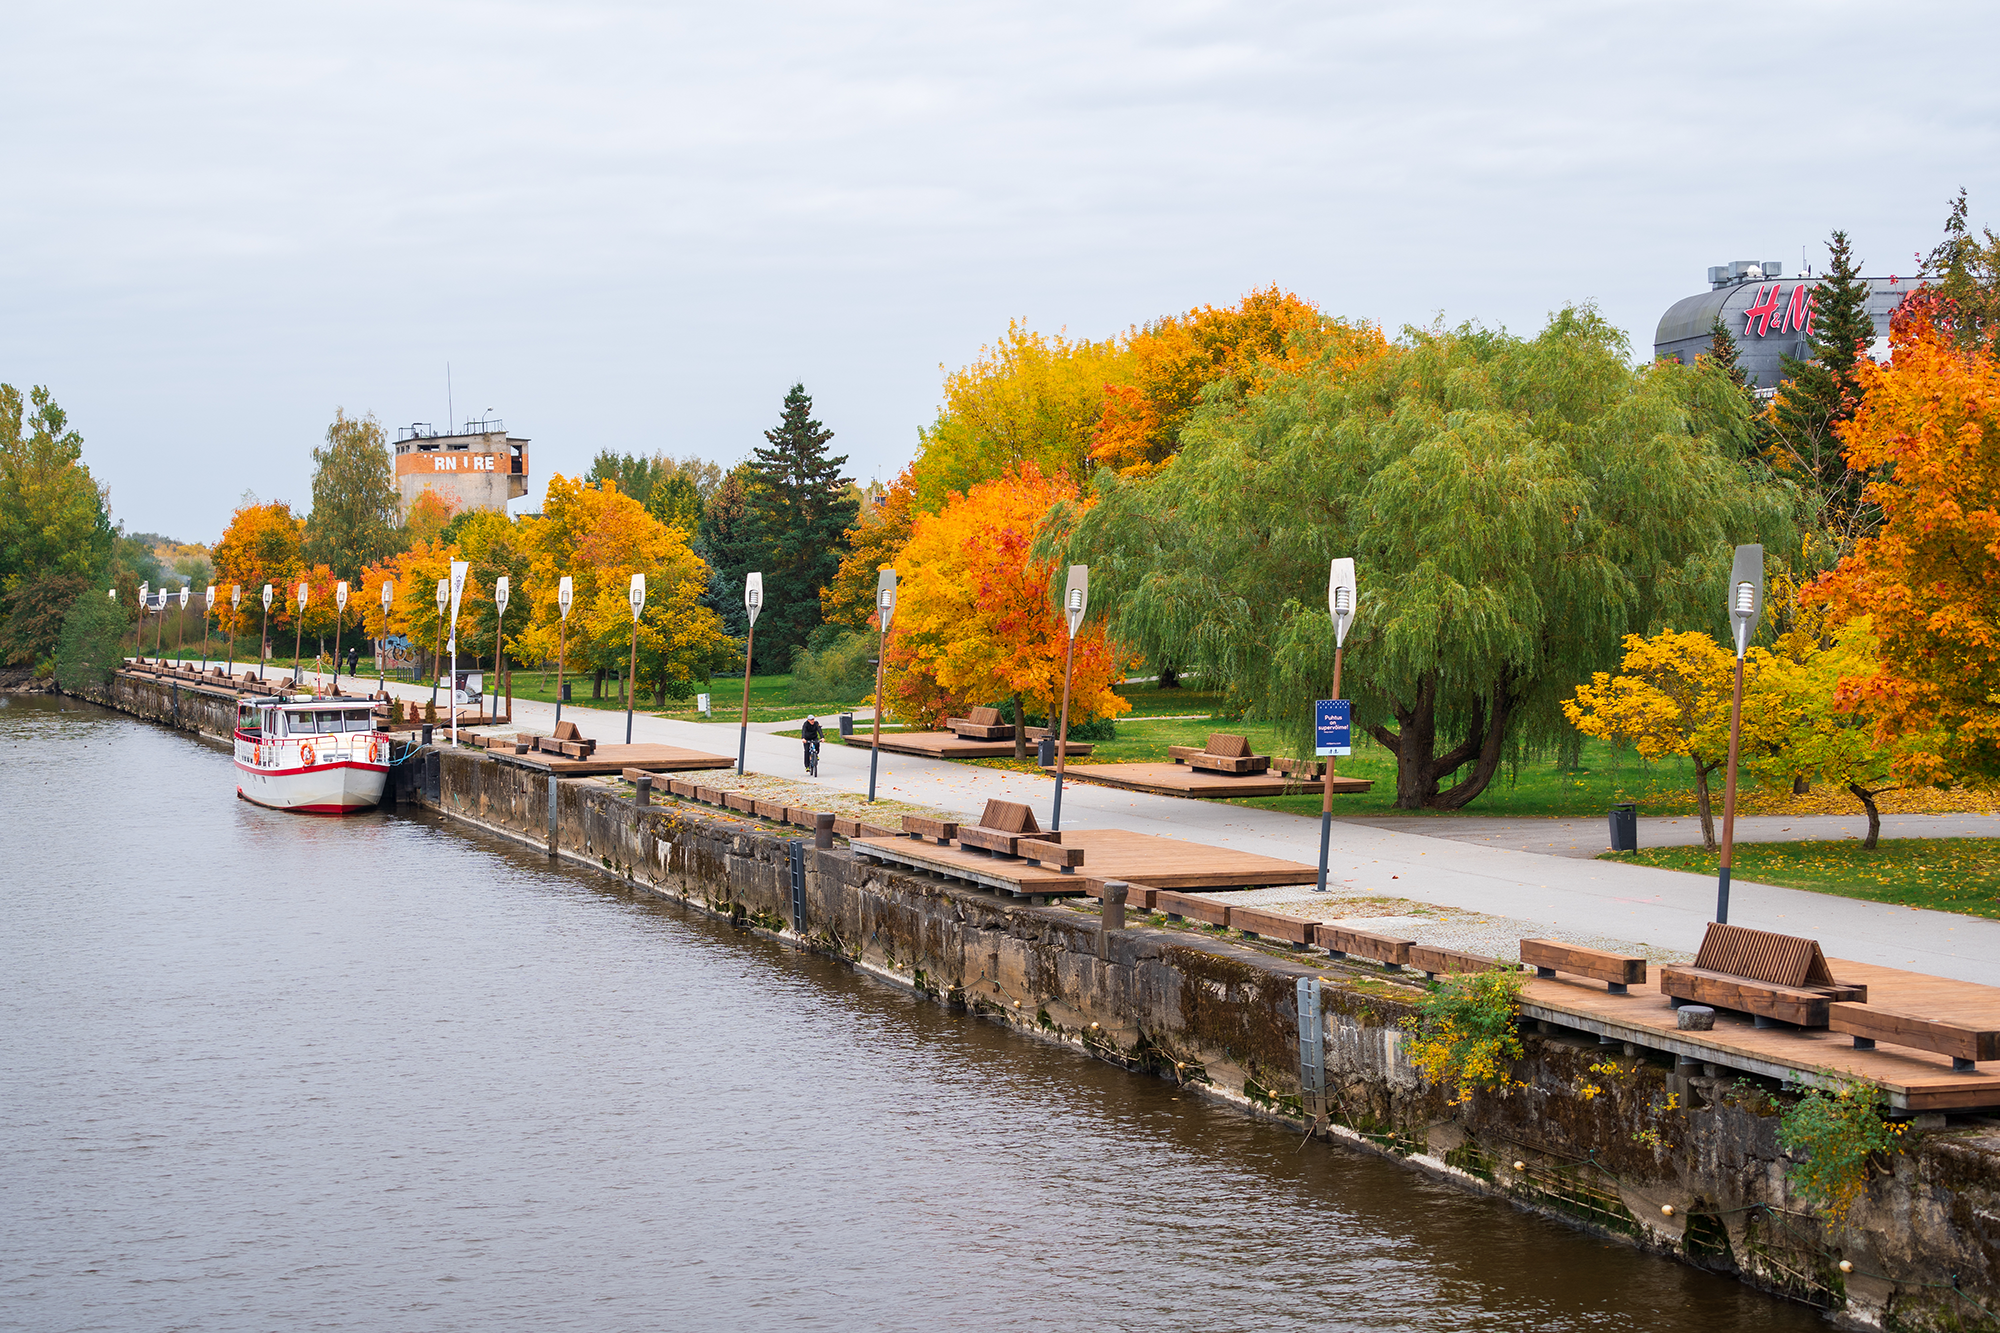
421, 723, 433, 746
1100, 880, 1129, 932
815, 812, 835, 850
632, 775, 652, 806
1676, 1005, 1716, 1032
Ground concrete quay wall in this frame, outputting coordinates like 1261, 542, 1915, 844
91, 672, 2000, 1331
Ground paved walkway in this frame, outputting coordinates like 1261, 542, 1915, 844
333, 671, 2000, 987
1339, 813, 2000, 858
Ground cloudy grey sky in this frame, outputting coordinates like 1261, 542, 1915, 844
6, 0, 1995, 541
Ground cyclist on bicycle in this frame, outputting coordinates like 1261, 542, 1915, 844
801, 714, 823, 776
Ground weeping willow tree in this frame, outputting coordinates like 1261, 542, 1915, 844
1045, 306, 1792, 810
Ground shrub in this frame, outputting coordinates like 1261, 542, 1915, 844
1778, 1075, 1907, 1222
788, 629, 878, 703
1402, 969, 1526, 1105
53, 588, 125, 692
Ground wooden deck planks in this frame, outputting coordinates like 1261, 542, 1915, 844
1523, 958, 2000, 1110
499, 743, 736, 776
850, 827, 1318, 897
837, 731, 1092, 760
1054, 762, 1373, 800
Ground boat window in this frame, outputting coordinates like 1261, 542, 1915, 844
316, 711, 346, 733
345, 710, 373, 732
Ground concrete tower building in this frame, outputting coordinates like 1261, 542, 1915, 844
393, 417, 530, 517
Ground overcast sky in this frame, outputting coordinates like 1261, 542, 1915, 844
5, 0, 1995, 542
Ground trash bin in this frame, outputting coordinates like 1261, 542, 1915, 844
1037, 735, 1055, 766
838, 713, 854, 737
560, 682, 571, 703
1608, 801, 1638, 852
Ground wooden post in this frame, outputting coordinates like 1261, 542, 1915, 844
292, 599, 304, 691
259, 604, 268, 681
331, 605, 342, 695
493, 605, 505, 725
1716, 652, 1747, 924
555, 616, 566, 727
625, 619, 639, 744
1316, 643, 1345, 893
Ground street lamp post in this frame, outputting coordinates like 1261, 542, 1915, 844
867, 570, 897, 802
447, 561, 468, 746
292, 581, 309, 689
330, 581, 348, 693
738, 573, 762, 775
429, 577, 448, 715
231, 586, 242, 676
258, 584, 272, 681
379, 580, 394, 694
1051, 565, 1088, 833
200, 586, 215, 675
176, 586, 189, 661
153, 588, 167, 660
1715, 544, 1764, 925
555, 576, 572, 727
1317, 559, 1358, 893
493, 575, 509, 723
625, 572, 645, 744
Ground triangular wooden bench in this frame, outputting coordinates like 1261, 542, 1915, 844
1660, 922, 1866, 1028
945, 705, 1015, 741
1167, 732, 1271, 776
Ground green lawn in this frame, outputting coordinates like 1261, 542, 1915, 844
1599, 839, 2000, 919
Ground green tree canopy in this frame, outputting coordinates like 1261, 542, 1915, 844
1050, 307, 1793, 810
0, 384, 113, 665
737, 384, 857, 668
1767, 231, 1878, 551
304, 410, 402, 579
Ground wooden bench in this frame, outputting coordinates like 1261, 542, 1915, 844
955, 799, 1043, 856
944, 705, 1015, 741
1828, 1003, 2000, 1073
1659, 923, 1866, 1028
1520, 939, 1647, 993
1019, 838, 1083, 873
1318, 926, 1412, 969
901, 815, 958, 845
1167, 732, 1272, 776
1410, 944, 1505, 979
1083, 880, 1160, 911
1271, 756, 1326, 782
1154, 891, 1230, 928
1231, 906, 1313, 949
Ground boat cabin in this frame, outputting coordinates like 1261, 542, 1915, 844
236, 698, 378, 739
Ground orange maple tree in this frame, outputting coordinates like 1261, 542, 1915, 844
1806, 299, 2000, 785
209, 500, 306, 647
882, 462, 1130, 753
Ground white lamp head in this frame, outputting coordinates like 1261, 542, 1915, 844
336, 580, 348, 612
875, 568, 898, 634
1727, 544, 1764, 658
495, 575, 509, 617
262, 584, 273, 611
1329, 558, 1357, 648
558, 575, 573, 619
744, 571, 763, 627
1064, 565, 1089, 637
629, 571, 646, 620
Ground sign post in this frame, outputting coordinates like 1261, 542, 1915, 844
447, 560, 468, 746
429, 577, 449, 716
555, 575, 572, 727
1716, 544, 1764, 924
867, 569, 897, 802
626, 571, 645, 744
494, 575, 509, 724
332, 580, 349, 693
379, 580, 394, 693
1051, 565, 1088, 832
153, 587, 167, 660
176, 585, 190, 661
738, 573, 762, 774
201, 585, 216, 675
260, 584, 273, 681
136, 580, 147, 661
1317, 558, 1357, 893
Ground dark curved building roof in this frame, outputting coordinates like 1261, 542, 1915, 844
1654, 264, 1915, 389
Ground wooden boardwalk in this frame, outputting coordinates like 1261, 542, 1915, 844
837, 731, 1092, 760
1524, 959, 2000, 1112
497, 743, 735, 777
852, 827, 1316, 898
1058, 761, 1373, 799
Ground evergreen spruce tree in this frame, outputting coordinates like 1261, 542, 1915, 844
696, 464, 764, 646
737, 385, 858, 670
1768, 230, 1877, 548
1706, 315, 1750, 393
1924, 188, 2000, 352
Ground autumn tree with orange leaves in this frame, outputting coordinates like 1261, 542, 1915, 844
883, 463, 1129, 755
210, 500, 305, 657
1806, 298, 2000, 787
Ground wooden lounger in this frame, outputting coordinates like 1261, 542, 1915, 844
955, 798, 1043, 856
1658, 922, 1866, 1028
944, 705, 1015, 741
1166, 733, 1272, 776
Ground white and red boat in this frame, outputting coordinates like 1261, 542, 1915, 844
233, 696, 392, 815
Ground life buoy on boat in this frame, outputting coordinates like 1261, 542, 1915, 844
300, 743, 316, 767
368, 741, 380, 764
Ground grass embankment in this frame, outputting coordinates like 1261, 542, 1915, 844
1600, 840, 2000, 920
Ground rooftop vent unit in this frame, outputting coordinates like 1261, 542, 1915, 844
1709, 260, 1785, 289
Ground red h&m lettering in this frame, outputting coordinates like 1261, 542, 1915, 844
1783, 283, 1816, 336
1742, 284, 1783, 337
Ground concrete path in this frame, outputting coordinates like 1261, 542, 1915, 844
1338, 813, 2000, 859
328, 670, 2000, 987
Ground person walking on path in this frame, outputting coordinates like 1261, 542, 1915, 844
801, 715, 822, 777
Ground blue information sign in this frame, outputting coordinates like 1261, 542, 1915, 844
1315, 699, 1351, 757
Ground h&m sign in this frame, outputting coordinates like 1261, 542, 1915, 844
1740, 283, 1816, 339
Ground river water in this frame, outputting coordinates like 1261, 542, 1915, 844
0, 696, 1825, 1332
